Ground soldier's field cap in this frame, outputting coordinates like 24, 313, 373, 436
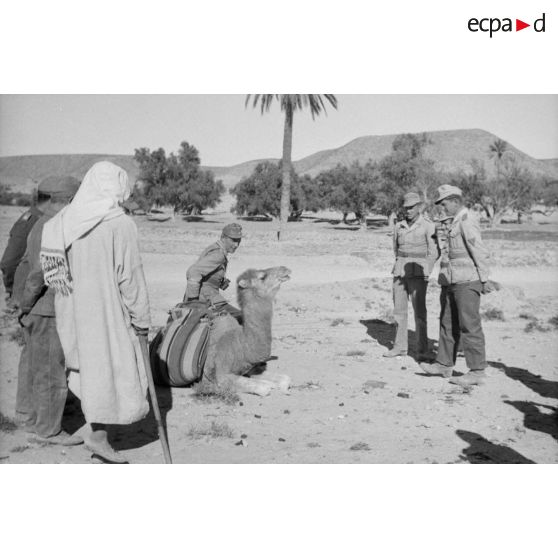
402, 192, 421, 207
38, 175, 81, 197
435, 184, 462, 204
222, 223, 243, 239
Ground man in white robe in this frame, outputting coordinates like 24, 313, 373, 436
41, 161, 151, 463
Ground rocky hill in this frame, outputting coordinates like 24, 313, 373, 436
2, 130, 557, 199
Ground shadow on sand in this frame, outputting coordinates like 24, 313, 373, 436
359, 318, 437, 362
62, 385, 173, 455
456, 429, 535, 464
504, 400, 558, 441
489, 360, 558, 399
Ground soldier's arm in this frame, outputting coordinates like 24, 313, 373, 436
19, 223, 46, 314
185, 248, 224, 300
461, 218, 490, 282
425, 220, 438, 275
0, 216, 36, 293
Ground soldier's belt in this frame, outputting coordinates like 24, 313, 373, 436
397, 251, 427, 258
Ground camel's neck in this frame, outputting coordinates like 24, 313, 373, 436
240, 295, 273, 361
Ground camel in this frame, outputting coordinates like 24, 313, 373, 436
202, 266, 291, 396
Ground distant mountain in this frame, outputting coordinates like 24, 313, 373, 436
2, 130, 557, 200
541, 158, 558, 173
293, 129, 558, 180
0, 154, 139, 193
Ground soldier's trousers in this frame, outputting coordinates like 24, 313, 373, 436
15, 326, 32, 427
437, 281, 487, 371
16, 314, 67, 437
392, 277, 428, 355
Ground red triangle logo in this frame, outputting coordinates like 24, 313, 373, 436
516, 19, 530, 31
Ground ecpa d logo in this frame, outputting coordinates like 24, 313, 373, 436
468, 13, 546, 37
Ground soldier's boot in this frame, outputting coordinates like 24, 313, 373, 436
383, 348, 407, 358
420, 361, 454, 378
29, 430, 84, 446
449, 370, 486, 387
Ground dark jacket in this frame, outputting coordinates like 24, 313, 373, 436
17, 212, 56, 317
1, 206, 43, 295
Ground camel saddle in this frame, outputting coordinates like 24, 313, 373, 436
149, 303, 211, 387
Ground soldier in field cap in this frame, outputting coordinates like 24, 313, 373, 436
421, 184, 492, 387
185, 223, 244, 321
0, 178, 68, 306
384, 192, 437, 361
13, 175, 83, 445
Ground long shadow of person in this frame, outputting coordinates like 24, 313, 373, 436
359, 318, 437, 362
456, 429, 535, 464
488, 361, 558, 399
360, 318, 394, 349
504, 400, 558, 441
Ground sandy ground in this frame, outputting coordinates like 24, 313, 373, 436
1, 206, 557, 463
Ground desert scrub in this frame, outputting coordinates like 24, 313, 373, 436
187, 421, 234, 440
346, 349, 366, 357
548, 315, 558, 329
481, 307, 505, 321
524, 319, 551, 333
330, 317, 349, 327
518, 312, 536, 320
193, 379, 240, 406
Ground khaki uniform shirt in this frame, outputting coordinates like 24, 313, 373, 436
392, 214, 437, 279
446, 208, 490, 284
185, 240, 229, 304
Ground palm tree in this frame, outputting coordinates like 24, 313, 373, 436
245, 94, 338, 240
489, 139, 508, 177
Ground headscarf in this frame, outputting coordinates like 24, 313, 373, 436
40, 161, 131, 294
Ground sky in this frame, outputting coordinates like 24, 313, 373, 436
0, 94, 557, 166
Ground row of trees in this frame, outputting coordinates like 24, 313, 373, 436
133, 141, 224, 214
0, 183, 33, 206
231, 134, 557, 227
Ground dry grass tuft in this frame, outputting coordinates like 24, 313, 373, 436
187, 420, 234, 440
346, 349, 366, 357
524, 319, 551, 333
193, 379, 240, 406
350, 442, 371, 451
481, 307, 505, 321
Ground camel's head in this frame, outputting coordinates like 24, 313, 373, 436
237, 266, 291, 302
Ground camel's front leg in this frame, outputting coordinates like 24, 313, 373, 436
257, 371, 291, 393
233, 375, 275, 397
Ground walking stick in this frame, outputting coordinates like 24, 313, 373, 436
138, 335, 173, 464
